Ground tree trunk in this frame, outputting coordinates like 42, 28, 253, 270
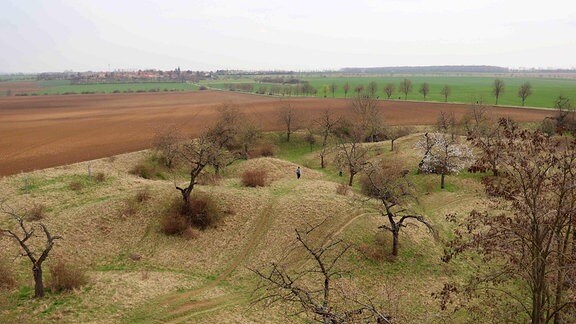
348, 172, 355, 187
391, 139, 395, 152
441, 172, 445, 189
392, 230, 399, 256
532, 254, 546, 324
320, 154, 325, 169
33, 263, 44, 298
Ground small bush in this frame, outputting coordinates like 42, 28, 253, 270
161, 195, 222, 234
25, 203, 47, 221
49, 259, 88, 292
94, 172, 106, 183
160, 205, 188, 235
250, 142, 275, 158
0, 259, 16, 289
129, 157, 167, 180
186, 195, 222, 230
69, 181, 84, 191
241, 170, 267, 187
135, 187, 151, 203
198, 85, 208, 90
335, 183, 350, 196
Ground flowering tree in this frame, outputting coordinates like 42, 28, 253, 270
416, 132, 473, 189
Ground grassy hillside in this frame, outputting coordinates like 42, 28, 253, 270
0, 131, 489, 323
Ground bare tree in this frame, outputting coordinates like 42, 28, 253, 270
367, 81, 378, 97
518, 81, 532, 106
343, 82, 350, 98
238, 118, 261, 159
152, 126, 182, 169
418, 83, 430, 101
440, 85, 451, 102
174, 132, 220, 206
279, 103, 297, 142
351, 93, 383, 142
207, 104, 243, 175
314, 109, 341, 168
330, 82, 338, 98
492, 79, 505, 105
336, 126, 372, 186
387, 126, 413, 152
399, 79, 412, 100
252, 221, 390, 323
353, 85, 364, 96
361, 159, 437, 256
443, 126, 576, 323
322, 84, 329, 98
384, 83, 395, 99
1, 201, 62, 298
436, 111, 457, 141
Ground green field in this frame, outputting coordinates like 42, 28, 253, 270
1, 80, 198, 96
204, 75, 576, 109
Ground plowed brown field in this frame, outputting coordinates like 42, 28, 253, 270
0, 90, 554, 177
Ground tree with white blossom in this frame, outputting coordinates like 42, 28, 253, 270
416, 132, 473, 189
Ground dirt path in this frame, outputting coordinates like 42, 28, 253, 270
127, 183, 289, 323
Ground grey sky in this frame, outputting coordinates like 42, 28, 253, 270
1, 0, 575, 73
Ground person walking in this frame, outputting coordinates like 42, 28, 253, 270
296, 166, 301, 179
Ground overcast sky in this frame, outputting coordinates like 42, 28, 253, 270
1, 0, 575, 73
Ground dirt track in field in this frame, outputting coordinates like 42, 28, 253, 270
0, 90, 554, 177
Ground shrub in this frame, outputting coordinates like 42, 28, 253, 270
0, 259, 15, 289
69, 181, 84, 191
198, 86, 208, 90
241, 170, 267, 187
161, 195, 222, 234
25, 203, 47, 221
94, 172, 106, 183
335, 183, 350, 196
260, 143, 275, 157
185, 195, 222, 230
160, 209, 188, 235
49, 259, 88, 292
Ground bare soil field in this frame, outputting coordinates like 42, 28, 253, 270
0, 81, 41, 95
0, 90, 554, 177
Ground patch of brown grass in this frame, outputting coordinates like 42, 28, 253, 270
69, 181, 83, 191
94, 172, 106, 183
335, 183, 350, 196
251, 142, 275, 158
0, 259, 16, 289
356, 232, 390, 262
182, 226, 201, 240
160, 207, 188, 235
241, 170, 267, 187
49, 259, 88, 292
25, 203, 47, 221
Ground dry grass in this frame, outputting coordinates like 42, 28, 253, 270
25, 203, 47, 221
0, 259, 16, 289
0, 134, 489, 323
94, 172, 106, 183
335, 183, 350, 196
68, 180, 83, 191
241, 170, 268, 187
49, 259, 88, 292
